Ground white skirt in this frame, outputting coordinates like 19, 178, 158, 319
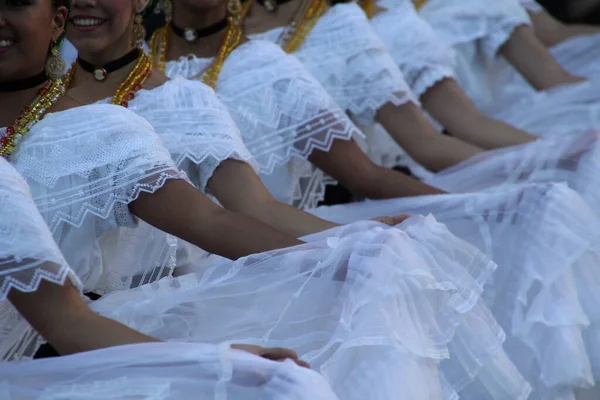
92, 219, 530, 400
0, 342, 339, 400
310, 183, 600, 398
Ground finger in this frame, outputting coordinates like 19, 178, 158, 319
260, 347, 300, 361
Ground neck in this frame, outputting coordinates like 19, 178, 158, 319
172, 3, 228, 30
0, 85, 48, 127
77, 41, 135, 67
70, 49, 138, 101
168, 4, 230, 59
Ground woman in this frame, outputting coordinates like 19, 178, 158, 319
412, 0, 600, 140
0, 156, 338, 400
162, 0, 600, 397
520, 0, 600, 80
1, 1, 525, 399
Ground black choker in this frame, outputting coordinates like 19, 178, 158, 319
0, 71, 47, 93
170, 18, 228, 43
257, 0, 295, 12
78, 49, 140, 82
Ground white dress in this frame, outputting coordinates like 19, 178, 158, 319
240, 3, 600, 398
164, 40, 361, 209
3, 104, 528, 398
0, 158, 340, 400
251, 4, 422, 172
416, 0, 600, 138
521, 0, 600, 80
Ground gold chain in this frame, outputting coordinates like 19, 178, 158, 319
276, 0, 327, 53
64, 54, 153, 108
360, 0, 374, 19
0, 79, 66, 158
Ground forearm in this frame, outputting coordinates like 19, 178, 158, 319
10, 281, 159, 356
500, 25, 584, 90
308, 138, 445, 198
377, 102, 484, 171
240, 200, 339, 237
46, 310, 160, 356
421, 78, 536, 149
528, 9, 600, 46
130, 179, 302, 260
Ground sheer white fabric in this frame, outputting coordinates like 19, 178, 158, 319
310, 182, 600, 398
371, 0, 458, 98
92, 217, 530, 400
0, 343, 339, 400
165, 40, 360, 209
8, 105, 187, 295
0, 159, 82, 361
519, 0, 544, 13
253, 2, 418, 126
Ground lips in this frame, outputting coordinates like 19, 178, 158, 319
69, 16, 107, 30
0, 38, 14, 54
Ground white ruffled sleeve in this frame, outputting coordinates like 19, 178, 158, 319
254, 3, 419, 125
371, 0, 458, 98
131, 78, 258, 193
520, 0, 544, 13
419, 0, 532, 58
11, 105, 188, 294
0, 158, 82, 360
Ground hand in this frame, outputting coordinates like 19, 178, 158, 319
372, 214, 411, 226
231, 344, 311, 369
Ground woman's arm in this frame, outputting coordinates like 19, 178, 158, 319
499, 25, 584, 89
129, 179, 302, 260
376, 101, 484, 172
208, 160, 339, 238
9, 280, 159, 355
308, 138, 445, 198
420, 78, 537, 149
9, 279, 309, 367
528, 8, 600, 47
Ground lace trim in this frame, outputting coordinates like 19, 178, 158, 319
253, 3, 419, 125
164, 41, 359, 202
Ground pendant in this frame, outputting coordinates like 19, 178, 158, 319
94, 67, 108, 81
264, 0, 278, 12
264, 0, 277, 12
184, 28, 198, 43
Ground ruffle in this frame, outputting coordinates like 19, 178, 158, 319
0, 342, 340, 400
165, 40, 360, 207
310, 182, 600, 397
520, 0, 544, 13
371, 0, 458, 98
11, 104, 188, 294
253, 3, 419, 126
121, 78, 258, 193
93, 217, 530, 399
419, 0, 532, 58
0, 159, 81, 361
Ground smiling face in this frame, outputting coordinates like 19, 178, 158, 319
67, 0, 148, 57
0, 0, 67, 82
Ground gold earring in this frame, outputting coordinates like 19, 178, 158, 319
227, 0, 242, 17
132, 13, 146, 48
46, 42, 66, 80
162, 0, 173, 23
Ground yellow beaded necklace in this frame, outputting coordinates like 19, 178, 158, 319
64, 53, 153, 108
360, 0, 374, 19
149, 1, 252, 89
413, 0, 427, 10
0, 79, 66, 158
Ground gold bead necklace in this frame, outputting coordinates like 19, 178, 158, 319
64, 53, 153, 108
149, 2, 253, 89
413, 0, 427, 10
0, 79, 66, 158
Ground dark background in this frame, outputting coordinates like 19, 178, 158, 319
539, 0, 600, 23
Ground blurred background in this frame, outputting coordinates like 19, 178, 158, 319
540, 0, 600, 23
